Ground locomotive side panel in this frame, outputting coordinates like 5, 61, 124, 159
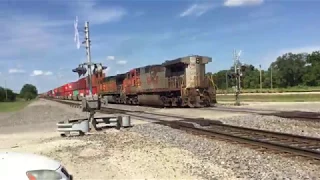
139, 65, 167, 92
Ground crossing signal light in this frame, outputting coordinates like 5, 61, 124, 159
241, 65, 246, 72
227, 72, 239, 79
93, 63, 107, 77
72, 65, 87, 77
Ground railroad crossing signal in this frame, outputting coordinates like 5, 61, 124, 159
240, 65, 247, 72
72, 63, 108, 78
93, 63, 108, 77
72, 65, 87, 77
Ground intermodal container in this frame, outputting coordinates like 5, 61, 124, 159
92, 86, 97, 95
63, 84, 69, 92
84, 86, 98, 95
73, 90, 79, 97
79, 89, 86, 97
78, 77, 87, 90
58, 86, 64, 93
70, 81, 78, 91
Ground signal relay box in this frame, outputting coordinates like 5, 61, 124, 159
82, 95, 101, 112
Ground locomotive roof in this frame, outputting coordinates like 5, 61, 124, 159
162, 55, 212, 66
136, 64, 162, 69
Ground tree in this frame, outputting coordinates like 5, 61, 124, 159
270, 53, 307, 88
20, 84, 38, 101
303, 51, 320, 86
210, 49, 320, 90
0, 86, 16, 102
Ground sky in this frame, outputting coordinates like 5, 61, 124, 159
1, 0, 320, 93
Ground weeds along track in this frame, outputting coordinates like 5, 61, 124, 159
46, 98, 320, 161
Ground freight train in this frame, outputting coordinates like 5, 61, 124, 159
42, 55, 217, 108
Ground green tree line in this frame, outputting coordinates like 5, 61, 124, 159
0, 84, 38, 102
211, 50, 320, 90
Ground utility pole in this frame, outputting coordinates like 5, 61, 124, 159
4, 79, 7, 101
234, 49, 241, 106
84, 21, 93, 97
270, 65, 273, 89
225, 71, 228, 94
259, 64, 262, 92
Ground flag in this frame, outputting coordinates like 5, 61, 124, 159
74, 16, 80, 49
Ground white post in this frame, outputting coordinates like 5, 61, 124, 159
4, 79, 7, 101
84, 21, 93, 96
259, 64, 262, 92
270, 66, 273, 89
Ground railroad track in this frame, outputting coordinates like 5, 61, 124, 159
45, 98, 320, 161
206, 106, 320, 122
57, 98, 320, 122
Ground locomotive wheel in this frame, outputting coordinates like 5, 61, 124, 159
187, 98, 195, 108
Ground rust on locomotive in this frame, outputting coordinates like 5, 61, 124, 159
99, 55, 217, 107
45, 55, 217, 108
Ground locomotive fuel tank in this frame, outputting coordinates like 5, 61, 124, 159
104, 95, 117, 103
138, 94, 164, 106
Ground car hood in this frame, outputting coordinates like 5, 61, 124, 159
0, 151, 61, 179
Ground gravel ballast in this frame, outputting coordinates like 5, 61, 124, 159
128, 123, 320, 179
4, 99, 319, 179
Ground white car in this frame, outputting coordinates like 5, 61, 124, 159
0, 151, 73, 180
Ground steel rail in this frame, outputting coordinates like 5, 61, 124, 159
45, 98, 320, 160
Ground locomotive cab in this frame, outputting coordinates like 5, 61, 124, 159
163, 55, 215, 107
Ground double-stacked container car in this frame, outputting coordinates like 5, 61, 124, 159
45, 74, 104, 101
43, 55, 217, 108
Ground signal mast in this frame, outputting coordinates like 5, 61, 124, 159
72, 18, 107, 131
227, 49, 245, 106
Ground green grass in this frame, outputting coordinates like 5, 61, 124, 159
0, 100, 33, 112
217, 94, 320, 102
216, 86, 320, 94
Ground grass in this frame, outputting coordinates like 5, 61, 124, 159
0, 100, 33, 113
216, 86, 320, 94
216, 94, 320, 102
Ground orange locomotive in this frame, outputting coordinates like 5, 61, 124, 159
98, 55, 217, 107
44, 55, 217, 108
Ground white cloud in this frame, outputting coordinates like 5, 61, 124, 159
180, 3, 216, 17
224, 0, 264, 7
30, 70, 53, 76
74, 1, 127, 25
107, 56, 115, 60
116, 60, 127, 65
8, 68, 25, 74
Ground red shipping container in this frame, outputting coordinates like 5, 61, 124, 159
84, 86, 97, 96
78, 77, 87, 90
79, 89, 86, 97
58, 86, 64, 93
63, 84, 69, 92
92, 86, 97, 95
69, 81, 78, 91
